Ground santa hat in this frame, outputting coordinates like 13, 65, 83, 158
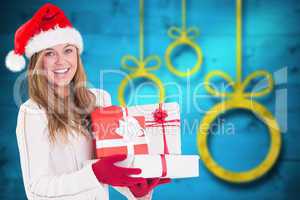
5, 3, 83, 72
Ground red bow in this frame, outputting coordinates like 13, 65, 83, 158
153, 108, 168, 123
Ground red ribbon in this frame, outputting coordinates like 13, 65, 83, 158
146, 103, 180, 177
160, 154, 168, 177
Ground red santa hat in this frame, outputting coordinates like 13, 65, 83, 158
5, 3, 83, 72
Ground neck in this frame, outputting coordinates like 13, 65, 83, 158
55, 85, 70, 98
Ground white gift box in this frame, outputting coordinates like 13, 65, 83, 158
117, 155, 199, 178
126, 102, 181, 155
86, 154, 199, 179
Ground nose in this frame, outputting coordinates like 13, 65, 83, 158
55, 53, 66, 65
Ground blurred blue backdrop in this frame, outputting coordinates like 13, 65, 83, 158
0, 0, 299, 199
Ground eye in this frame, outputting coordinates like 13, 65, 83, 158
45, 51, 55, 57
65, 48, 73, 54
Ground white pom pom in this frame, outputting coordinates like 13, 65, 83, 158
5, 50, 26, 72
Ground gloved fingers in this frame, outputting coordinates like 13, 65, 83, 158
125, 167, 143, 175
147, 178, 171, 191
114, 166, 142, 176
133, 180, 148, 190
147, 178, 160, 186
110, 182, 128, 187
147, 178, 161, 190
129, 189, 148, 198
157, 178, 171, 186
111, 178, 145, 187
128, 183, 150, 198
122, 176, 146, 186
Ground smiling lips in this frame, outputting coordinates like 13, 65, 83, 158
53, 67, 70, 75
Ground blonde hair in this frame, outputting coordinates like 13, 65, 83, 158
27, 49, 96, 144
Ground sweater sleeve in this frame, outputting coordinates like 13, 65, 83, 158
15, 102, 108, 200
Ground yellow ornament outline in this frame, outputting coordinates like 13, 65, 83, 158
165, 0, 203, 77
198, 98, 281, 183
118, 0, 165, 107
197, 0, 282, 183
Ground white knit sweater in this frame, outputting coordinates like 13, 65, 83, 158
15, 88, 152, 200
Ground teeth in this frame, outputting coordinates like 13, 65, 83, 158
54, 68, 69, 74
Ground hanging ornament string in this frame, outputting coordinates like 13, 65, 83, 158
165, 0, 203, 77
204, 0, 273, 99
118, 0, 165, 107
197, 0, 281, 183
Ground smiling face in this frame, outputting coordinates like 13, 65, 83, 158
42, 43, 78, 88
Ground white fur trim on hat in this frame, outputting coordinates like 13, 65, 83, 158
25, 25, 83, 58
5, 50, 26, 72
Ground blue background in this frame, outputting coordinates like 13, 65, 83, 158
0, 0, 299, 199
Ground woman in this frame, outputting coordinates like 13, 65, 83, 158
6, 3, 170, 200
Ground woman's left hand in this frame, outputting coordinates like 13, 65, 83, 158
128, 178, 171, 198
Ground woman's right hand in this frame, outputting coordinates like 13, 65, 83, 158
92, 154, 145, 187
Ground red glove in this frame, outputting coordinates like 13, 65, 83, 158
92, 154, 145, 187
128, 178, 171, 198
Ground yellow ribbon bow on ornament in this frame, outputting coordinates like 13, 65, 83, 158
165, 0, 203, 77
118, 0, 165, 106
197, 0, 281, 183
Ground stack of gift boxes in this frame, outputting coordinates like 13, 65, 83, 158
90, 102, 199, 178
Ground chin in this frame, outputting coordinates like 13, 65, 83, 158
54, 79, 72, 87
